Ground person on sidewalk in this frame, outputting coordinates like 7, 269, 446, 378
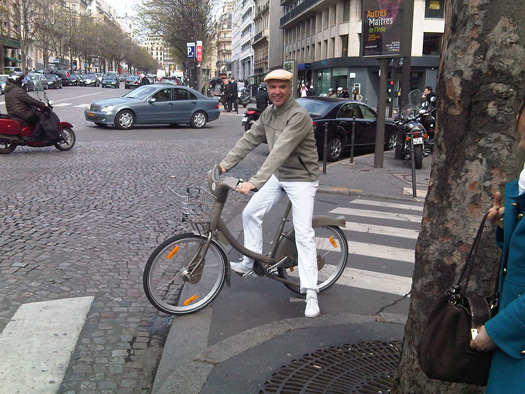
219, 69, 321, 318
223, 79, 232, 112
230, 77, 239, 113
470, 96, 525, 394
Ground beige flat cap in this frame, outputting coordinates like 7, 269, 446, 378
264, 69, 293, 82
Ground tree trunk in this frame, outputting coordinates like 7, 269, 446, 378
394, 0, 525, 393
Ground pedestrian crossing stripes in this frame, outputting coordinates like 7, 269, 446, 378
331, 207, 422, 223
0, 296, 94, 394
330, 198, 422, 295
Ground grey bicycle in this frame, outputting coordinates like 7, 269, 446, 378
143, 165, 349, 315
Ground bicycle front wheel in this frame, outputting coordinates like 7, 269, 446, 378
278, 225, 348, 294
143, 233, 227, 315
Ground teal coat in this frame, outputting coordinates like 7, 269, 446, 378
485, 180, 525, 393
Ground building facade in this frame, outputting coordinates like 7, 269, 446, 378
231, 0, 255, 83
280, 0, 445, 107
216, 2, 233, 76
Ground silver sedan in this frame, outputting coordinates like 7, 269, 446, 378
84, 84, 221, 130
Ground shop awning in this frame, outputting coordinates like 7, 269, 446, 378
1, 36, 21, 49
4, 56, 21, 62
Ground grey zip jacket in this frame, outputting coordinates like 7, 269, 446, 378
220, 95, 319, 190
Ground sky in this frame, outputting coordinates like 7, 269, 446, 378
110, 0, 142, 18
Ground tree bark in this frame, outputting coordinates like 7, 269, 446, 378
394, 0, 525, 393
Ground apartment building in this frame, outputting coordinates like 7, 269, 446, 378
279, 0, 445, 107
231, 0, 255, 83
216, 2, 233, 76
142, 34, 176, 72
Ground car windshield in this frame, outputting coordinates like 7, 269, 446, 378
296, 98, 332, 118
0, 76, 8, 81
123, 85, 158, 99
84, 74, 95, 78
127, 76, 139, 81
27, 74, 39, 80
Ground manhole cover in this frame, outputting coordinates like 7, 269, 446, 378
259, 341, 401, 394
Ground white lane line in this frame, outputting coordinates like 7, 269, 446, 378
317, 238, 415, 263
338, 268, 412, 296
52, 103, 72, 107
343, 221, 419, 239
350, 198, 424, 212
51, 92, 102, 103
347, 240, 414, 263
75, 104, 90, 108
330, 207, 422, 223
0, 296, 94, 394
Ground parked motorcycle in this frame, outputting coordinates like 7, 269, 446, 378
418, 100, 436, 152
394, 89, 428, 169
241, 107, 262, 131
0, 80, 75, 154
239, 88, 251, 108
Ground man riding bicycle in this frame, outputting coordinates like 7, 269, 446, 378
220, 69, 321, 318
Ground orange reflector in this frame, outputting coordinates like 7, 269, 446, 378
183, 295, 198, 306
290, 267, 294, 272
166, 246, 180, 259
329, 236, 338, 248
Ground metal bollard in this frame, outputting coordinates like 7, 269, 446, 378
323, 122, 329, 174
409, 131, 417, 197
350, 115, 356, 164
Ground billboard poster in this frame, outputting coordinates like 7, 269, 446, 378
196, 41, 203, 62
362, 0, 404, 57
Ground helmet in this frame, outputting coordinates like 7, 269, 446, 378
8, 73, 24, 85
337, 87, 343, 91
258, 82, 267, 90
328, 88, 334, 93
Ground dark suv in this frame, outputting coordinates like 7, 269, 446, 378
51, 69, 71, 86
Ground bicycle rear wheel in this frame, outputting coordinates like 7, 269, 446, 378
143, 233, 227, 315
278, 225, 348, 294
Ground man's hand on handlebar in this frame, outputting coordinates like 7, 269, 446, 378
238, 181, 256, 195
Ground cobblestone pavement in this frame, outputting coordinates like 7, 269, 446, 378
0, 135, 265, 393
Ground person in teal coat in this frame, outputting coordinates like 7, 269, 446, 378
471, 98, 525, 393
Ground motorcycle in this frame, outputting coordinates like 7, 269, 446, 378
239, 88, 251, 108
418, 98, 436, 152
241, 107, 262, 132
394, 89, 428, 169
0, 80, 75, 154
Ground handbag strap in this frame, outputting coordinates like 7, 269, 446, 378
456, 212, 489, 289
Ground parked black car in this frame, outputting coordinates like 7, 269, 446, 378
44, 73, 63, 89
296, 97, 398, 161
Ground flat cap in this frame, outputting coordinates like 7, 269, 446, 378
264, 69, 293, 82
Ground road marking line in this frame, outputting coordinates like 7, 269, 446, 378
338, 267, 412, 296
346, 240, 415, 263
0, 296, 94, 394
52, 103, 72, 107
350, 198, 424, 211
75, 104, 90, 108
343, 222, 419, 239
330, 207, 422, 223
403, 187, 427, 197
51, 92, 101, 103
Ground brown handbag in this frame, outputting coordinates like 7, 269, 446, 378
417, 212, 499, 386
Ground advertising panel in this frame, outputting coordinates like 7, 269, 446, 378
362, 0, 404, 57
196, 41, 203, 62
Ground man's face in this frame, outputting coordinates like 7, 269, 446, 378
423, 88, 431, 96
267, 80, 292, 107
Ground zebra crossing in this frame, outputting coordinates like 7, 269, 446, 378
332, 198, 424, 297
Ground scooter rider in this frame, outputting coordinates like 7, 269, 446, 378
255, 82, 270, 111
5, 74, 47, 130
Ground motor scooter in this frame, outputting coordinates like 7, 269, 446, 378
0, 80, 75, 154
241, 107, 262, 132
239, 88, 251, 108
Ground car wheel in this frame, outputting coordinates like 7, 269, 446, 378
327, 136, 343, 162
190, 111, 207, 128
115, 110, 135, 130
386, 133, 398, 151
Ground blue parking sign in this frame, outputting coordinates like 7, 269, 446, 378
187, 42, 195, 58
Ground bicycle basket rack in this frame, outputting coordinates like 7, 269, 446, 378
167, 184, 215, 225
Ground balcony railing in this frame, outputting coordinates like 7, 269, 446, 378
280, 0, 320, 27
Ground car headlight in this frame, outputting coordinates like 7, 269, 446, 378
100, 105, 114, 112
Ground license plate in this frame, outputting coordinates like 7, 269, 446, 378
87, 111, 95, 117
242, 116, 248, 122
413, 137, 424, 145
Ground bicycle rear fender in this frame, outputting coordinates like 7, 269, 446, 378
312, 215, 345, 228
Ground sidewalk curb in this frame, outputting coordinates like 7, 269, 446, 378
317, 186, 426, 203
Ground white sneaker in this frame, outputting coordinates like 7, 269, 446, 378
230, 261, 254, 275
305, 296, 320, 318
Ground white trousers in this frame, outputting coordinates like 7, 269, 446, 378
241, 175, 319, 293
